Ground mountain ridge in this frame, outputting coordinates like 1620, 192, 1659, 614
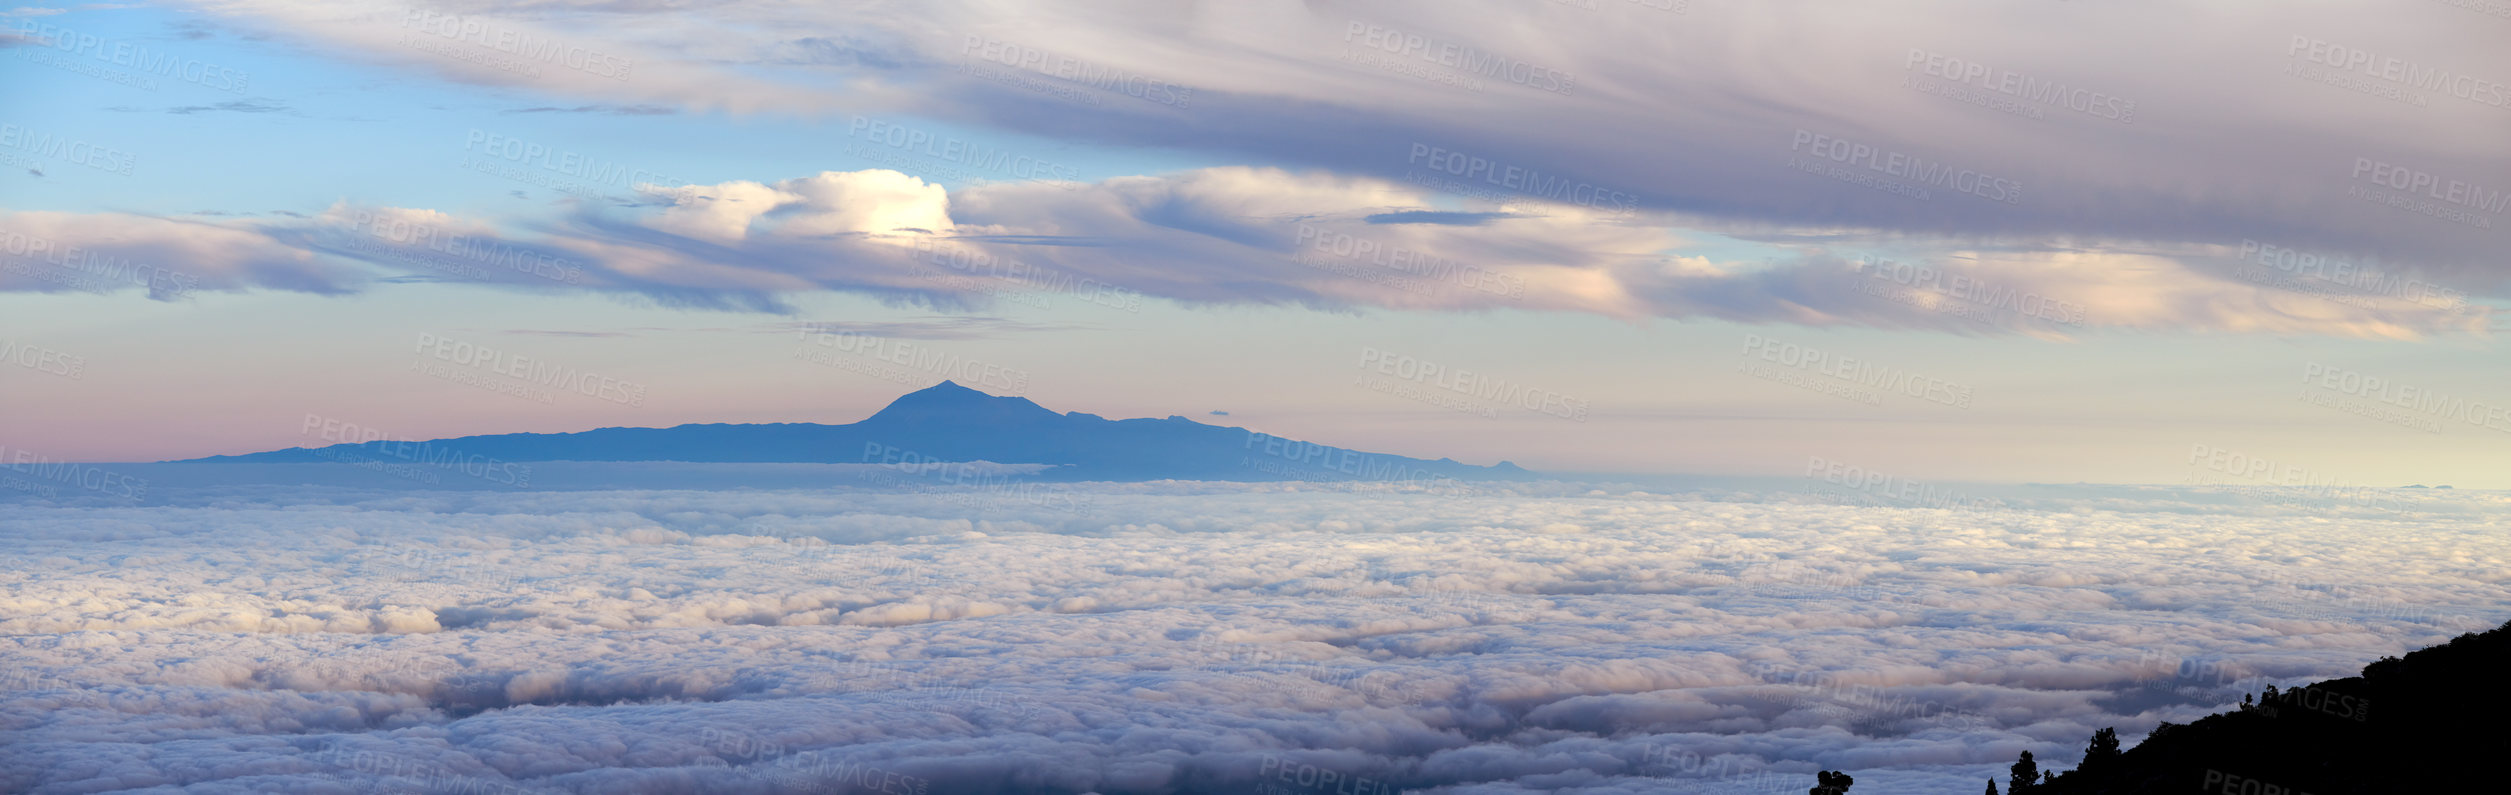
176, 381, 1534, 483
1990, 616, 2511, 794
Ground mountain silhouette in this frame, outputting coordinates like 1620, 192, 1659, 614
176, 381, 1533, 483
1979, 616, 2509, 794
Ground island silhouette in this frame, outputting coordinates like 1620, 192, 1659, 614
177, 381, 1533, 484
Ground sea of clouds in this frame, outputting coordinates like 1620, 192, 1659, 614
2, 473, 2504, 793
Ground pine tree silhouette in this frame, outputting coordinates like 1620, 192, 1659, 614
1807, 770, 1854, 794
2081, 727, 2121, 777
2008, 750, 2039, 793
1984, 778, 2000, 795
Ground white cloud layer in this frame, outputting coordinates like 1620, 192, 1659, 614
3, 478, 2503, 793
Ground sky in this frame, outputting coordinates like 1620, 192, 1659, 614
1, 0, 2506, 486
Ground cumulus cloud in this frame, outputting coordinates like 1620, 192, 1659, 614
1, 477, 2501, 792
11, 169, 2488, 335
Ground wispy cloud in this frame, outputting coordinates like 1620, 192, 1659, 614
767, 316, 1091, 340
502, 104, 678, 116
4, 168, 2490, 337
181, 0, 2509, 302
106, 99, 293, 115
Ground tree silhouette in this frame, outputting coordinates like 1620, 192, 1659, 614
2025, 619, 2511, 794
2008, 750, 2039, 793
1807, 770, 1854, 794
2081, 727, 2121, 777
1984, 778, 2000, 795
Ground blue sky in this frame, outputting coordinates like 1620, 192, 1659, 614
3, 1, 2505, 486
